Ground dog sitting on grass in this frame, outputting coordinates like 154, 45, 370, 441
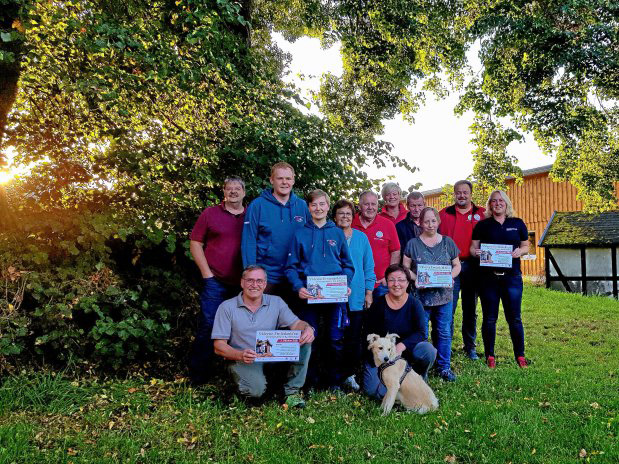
367, 333, 439, 415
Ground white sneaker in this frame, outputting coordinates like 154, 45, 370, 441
342, 375, 360, 392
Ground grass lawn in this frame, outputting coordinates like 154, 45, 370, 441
1, 286, 618, 463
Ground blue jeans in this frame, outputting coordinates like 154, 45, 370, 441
423, 301, 453, 372
299, 302, 347, 388
362, 341, 437, 400
479, 272, 525, 359
372, 284, 389, 299
452, 260, 479, 350
189, 277, 239, 384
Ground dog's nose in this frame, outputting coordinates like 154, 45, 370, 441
383, 356, 389, 362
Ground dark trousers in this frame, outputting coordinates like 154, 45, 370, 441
342, 310, 365, 379
189, 277, 239, 384
299, 302, 347, 389
452, 259, 479, 350
479, 272, 525, 359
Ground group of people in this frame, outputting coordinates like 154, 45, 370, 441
188, 162, 530, 408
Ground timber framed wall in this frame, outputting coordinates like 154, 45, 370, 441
422, 165, 619, 277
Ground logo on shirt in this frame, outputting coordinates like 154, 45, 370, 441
327, 239, 337, 247
376, 231, 384, 238
294, 216, 304, 223
474, 214, 481, 221
506, 227, 518, 231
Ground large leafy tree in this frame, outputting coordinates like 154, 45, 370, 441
276, 0, 619, 210
0, 0, 410, 365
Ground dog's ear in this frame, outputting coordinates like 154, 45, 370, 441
366, 334, 379, 348
387, 333, 399, 345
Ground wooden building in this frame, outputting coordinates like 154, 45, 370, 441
421, 165, 619, 277
539, 211, 619, 298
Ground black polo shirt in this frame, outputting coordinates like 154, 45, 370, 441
472, 217, 528, 272
395, 213, 422, 261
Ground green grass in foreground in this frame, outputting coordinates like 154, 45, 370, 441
1, 286, 618, 463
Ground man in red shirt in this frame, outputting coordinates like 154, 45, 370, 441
352, 190, 400, 299
438, 180, 485, 360
188, 176, 246, 385
378, 182, 407, 224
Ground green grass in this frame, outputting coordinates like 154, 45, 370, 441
1, 286, 618, 463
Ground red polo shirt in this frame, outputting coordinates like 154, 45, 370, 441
190, 203, 245, 285
378, 203, 408, 224
352, 214, 400, 285
439, 204, 485, 260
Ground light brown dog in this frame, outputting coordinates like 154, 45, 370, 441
367, 333, 439, 415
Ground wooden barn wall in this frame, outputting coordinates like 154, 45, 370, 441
424, 173, 619, 277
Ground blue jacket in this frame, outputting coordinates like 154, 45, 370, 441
241, 189, 311, 284
348, 229, 376, 311
285, 220, 355, 292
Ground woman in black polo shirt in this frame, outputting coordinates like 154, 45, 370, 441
470, 190, 530, 368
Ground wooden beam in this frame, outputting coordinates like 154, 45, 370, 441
581, 247, 587, 295
612, 246, 618, 299
547, 249, 572, 292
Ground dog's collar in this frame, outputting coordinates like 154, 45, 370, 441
378, 356, 413, 386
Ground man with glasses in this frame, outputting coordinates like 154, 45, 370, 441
212, 265, 315, 407
188, 176, 246, 385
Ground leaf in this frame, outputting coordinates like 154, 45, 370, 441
444, 455, 456, 463
1, 32, 13, 43
306, 417, 315, 424
579, 449, 587, 458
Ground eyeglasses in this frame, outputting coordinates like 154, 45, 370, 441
387, 278, 408, 284
243, 278, 266, 286
336, 211, 353, 217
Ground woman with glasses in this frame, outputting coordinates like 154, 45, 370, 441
362, 264, 437, 399
470, 190, 529, 368
333, 199, 376, 391
403, 207, 461, 382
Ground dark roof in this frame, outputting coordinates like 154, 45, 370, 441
539, 211, 619, 247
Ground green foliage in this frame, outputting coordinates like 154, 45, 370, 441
278, 0, 619, 210
0, 0, 414, 367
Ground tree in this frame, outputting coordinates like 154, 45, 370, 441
0, 0, 412, 366
276, 0, 619, 210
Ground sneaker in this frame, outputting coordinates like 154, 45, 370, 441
486, 356, 496, 368
464, 348, 479, 361
342, 375, 360, 392
516, 356, 528, 368
438, 369, 457, 382
285, 393, 305, 409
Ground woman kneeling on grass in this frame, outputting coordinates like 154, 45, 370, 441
403, 207, 461, 382
470, 190, 529, 368
362, 264, 437, 399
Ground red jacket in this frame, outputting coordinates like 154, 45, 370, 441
439, 203, 485, 259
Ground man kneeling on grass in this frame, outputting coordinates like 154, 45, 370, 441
212, 265, 315, 408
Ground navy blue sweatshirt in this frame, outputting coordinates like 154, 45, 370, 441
285, 220, 355, 292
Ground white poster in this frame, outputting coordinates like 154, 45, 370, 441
480, 243, 513, 268
306, 275, 348, 304
254, 330, 301, 362
416, 264, 453, 288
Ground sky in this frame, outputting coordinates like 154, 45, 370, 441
275, 34, 554, 193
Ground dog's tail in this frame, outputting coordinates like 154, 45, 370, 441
416, 393, 439, 414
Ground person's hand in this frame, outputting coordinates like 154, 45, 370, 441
239, 349, 257, 364
512, 248, 523, 258
346, 287, 352, 296
473, 248, 482, 258
299, 326, 315, 345
364, 292, 373, 309
203, 271, 214, 279
395, 342, 406, 355
298, 287, 313, 299
378, 277, 386, 286
415, 279, 423, 289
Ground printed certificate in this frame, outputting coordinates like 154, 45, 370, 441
306, 275, 348, 304
254, 330, 300, 362
416, 264, 452, 288
480, 243, 513, 268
